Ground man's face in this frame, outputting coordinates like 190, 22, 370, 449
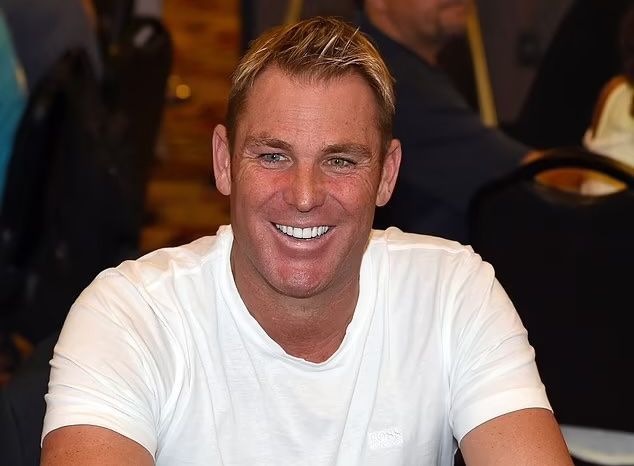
213, 67, 400, 299
383, 0, 468, 46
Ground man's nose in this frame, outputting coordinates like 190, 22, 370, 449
283, 165, 326, 212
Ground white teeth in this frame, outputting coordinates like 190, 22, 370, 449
275, 224, 330, 239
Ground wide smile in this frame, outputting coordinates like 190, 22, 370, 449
274, 223, 331, 240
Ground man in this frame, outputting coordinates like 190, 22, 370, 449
359, 0, 532, 243
41, 17, 572, 465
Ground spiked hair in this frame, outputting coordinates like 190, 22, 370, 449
226, 16, 395, 152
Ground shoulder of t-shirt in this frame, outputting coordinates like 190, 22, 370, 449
369, 227, 476, 257
367, 228, 493, 296
91, 226, 231, 293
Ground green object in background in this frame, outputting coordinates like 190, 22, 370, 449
0, 10, 27, 207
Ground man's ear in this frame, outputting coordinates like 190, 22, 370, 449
212, 124, 232, 196
376, 138, 401, 207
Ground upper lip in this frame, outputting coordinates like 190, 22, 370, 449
272, 221, 332, 228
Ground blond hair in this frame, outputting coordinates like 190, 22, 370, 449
226, 16, 395, 152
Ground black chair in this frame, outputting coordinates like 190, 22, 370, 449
0, 11, 171, 343
0, 49, 137, 344
100, 15, 172, 226
468, 147, 634, 463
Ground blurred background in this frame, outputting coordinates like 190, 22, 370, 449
140, 0, 235, 252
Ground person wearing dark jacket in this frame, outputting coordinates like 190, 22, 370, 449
0, 0, 101, 90
359, 0, 531, 242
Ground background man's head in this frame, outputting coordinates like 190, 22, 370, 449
226, 16, 395, 154
364, 0, 469, 64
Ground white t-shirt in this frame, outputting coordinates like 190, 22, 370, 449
43, 226, 550, 465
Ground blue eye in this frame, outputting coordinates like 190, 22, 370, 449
261, 153, 286, 164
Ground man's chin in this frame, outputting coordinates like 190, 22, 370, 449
267, 273, 330, 300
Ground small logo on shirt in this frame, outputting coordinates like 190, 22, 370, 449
368, 427, 403, 450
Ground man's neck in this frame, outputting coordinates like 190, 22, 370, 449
232, 258, 360, 364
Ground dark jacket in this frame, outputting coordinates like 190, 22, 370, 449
359, 14, 528, 242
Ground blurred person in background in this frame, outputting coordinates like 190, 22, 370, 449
0, 0, 102, 380
0, 0, 102, 91
357, 0, 534, 243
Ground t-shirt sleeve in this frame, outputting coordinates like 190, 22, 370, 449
42, 270, 164, 458
445, 253, 551, 443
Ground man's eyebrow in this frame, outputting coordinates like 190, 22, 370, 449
244, 136, 293, 152
242, 138, 373, 158
323, 143, 373, 158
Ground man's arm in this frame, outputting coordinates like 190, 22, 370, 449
460, 408, 573, 465
41, 425, 154, 466
42, 272, 164, 464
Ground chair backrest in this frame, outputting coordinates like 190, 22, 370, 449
100, 15, 172, 220
468, 147, 634, 432
0, 49, 137, 343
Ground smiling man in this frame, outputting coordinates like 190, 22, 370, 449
41, 17, 572, 466
212, 63, 399, 362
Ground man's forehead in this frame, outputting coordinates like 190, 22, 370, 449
245, 65, 374, 101
231, 66, 385, 152
238, 67, 380, 122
